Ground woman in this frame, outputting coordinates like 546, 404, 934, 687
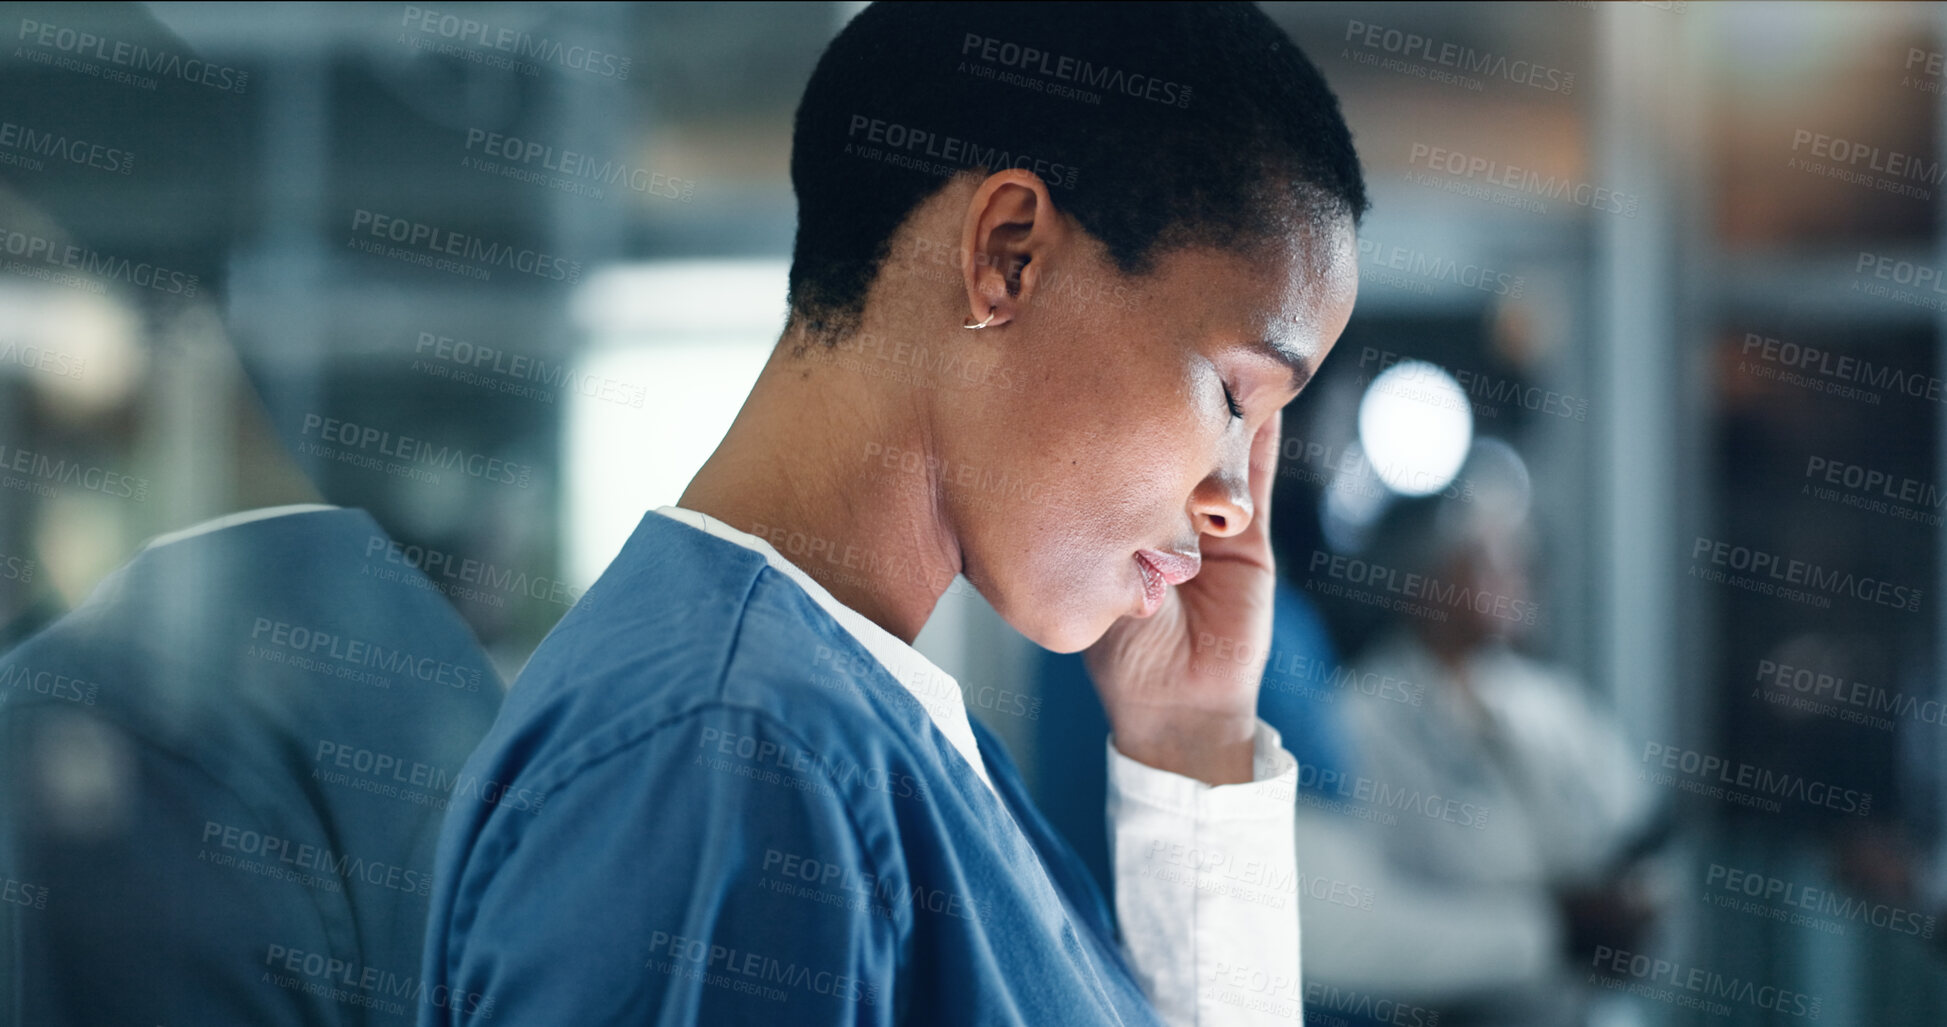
421, 3, 1366, 1024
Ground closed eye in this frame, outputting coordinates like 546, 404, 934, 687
1222, 382, 1245, 420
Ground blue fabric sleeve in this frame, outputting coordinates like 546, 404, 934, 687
432, 704, 903, 1026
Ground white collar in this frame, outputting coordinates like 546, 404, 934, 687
143, 504, 340, 551
652, 506, 994, 793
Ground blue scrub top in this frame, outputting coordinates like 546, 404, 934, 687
419, 511, 1163, 1026
0, 509, 503, 1027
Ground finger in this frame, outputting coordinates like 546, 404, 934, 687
1241, 410, 1282, 543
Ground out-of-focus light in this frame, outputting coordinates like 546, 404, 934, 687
569, 260, 788, 339
1356, 359, 1473, 497
0, 282, 144, 414
1461, 436, 1533, 524
35, 492, 130, 611
564, 260, 787, 587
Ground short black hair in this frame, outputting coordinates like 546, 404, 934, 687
786, 0, 1368, 344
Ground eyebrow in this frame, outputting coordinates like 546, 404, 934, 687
1251, 338, 1317, 394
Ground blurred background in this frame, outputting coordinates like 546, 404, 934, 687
2, 1, 1944, 1023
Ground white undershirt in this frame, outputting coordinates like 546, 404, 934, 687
653, 505, 1305, 1025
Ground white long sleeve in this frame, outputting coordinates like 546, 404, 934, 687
1108, 720, 1303, 1025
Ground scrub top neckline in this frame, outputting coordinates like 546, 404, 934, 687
651, 505, 996, 794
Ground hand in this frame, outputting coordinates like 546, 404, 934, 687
1083, 414, 1282, 785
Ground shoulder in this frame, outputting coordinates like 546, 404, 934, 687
0, 508, 501, 774
430, 696, 913, 1024
478, 526, 936, 810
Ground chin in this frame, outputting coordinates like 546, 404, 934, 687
1004, 598, 1118, 655
976, 555, 1125, 653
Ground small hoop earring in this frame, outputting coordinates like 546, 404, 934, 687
962, 307, 996, 330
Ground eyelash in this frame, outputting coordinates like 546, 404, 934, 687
1222, 382, 1245, 420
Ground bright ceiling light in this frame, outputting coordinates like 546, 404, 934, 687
1356, 359, 1473, 497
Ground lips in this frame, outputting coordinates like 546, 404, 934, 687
1133, 547, 1200, 618
1136, 548, 1201, 586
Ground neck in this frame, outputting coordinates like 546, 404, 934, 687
678, 324, 963, 645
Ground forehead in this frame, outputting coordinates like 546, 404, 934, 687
1146, 218, 1360, 363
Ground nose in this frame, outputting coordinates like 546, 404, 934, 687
1188, 443, 1253, 539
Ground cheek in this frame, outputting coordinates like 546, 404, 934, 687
993, 390, 1203, 564
959, 418, 1197, 648
961, 318, 1207, 590
971, 440, 1182, 624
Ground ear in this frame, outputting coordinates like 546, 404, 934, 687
959, 169, 1063, 330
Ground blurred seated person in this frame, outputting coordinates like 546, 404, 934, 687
1295, 444, 1666, 1027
